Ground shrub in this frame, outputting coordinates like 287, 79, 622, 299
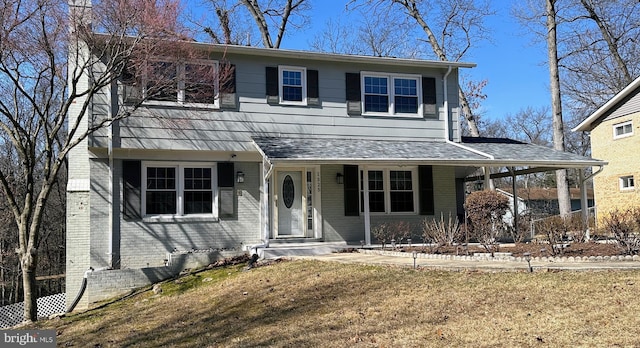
464, 190, 509, 254
421, 212, 462, 252
602, 209, 640, 255
372, 221, 414, 250
371, 222, 390, 250
537, 216, 570, 256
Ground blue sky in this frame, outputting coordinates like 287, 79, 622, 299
271, 1, 551, 122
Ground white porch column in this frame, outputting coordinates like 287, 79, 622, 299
483, 166, 492, 190
363, 165, 371, 245
579, 169, 590, 240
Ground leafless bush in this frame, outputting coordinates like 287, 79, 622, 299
464, 191, 509, 254
371, 222, 390, 250
372, 221, 414, 250
422, 212, 462, 252
506, 213, 532, 243
602, 209, 640, 255
537, 216, 570, 256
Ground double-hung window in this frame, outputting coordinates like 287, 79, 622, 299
143, 162, 217, 217
360, 168, 418, 214
362, 72, 422, 117
613, 121, 633, 139
145, 60, 219, 107
279, 66, 306, 104
620, 175, 635, 190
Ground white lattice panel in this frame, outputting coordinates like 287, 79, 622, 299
0, 293, 66, 328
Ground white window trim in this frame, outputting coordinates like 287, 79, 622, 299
360, 167, 419, 215
142, 161, 218, 220
143, 59, 220, 109
613, 120, 633, 139
278, 65, 307, 105
620, 175, 635, 191
361, 71, 423, 118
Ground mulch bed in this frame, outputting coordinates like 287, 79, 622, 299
400, 242, 623, 258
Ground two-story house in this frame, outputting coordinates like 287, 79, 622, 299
66, 34, 606, 308
574, 76, 640, 219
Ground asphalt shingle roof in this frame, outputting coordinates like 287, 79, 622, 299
252, 136, 606, 168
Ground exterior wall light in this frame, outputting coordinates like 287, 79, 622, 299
336, 172, 344, 184
236, 171, 245, 183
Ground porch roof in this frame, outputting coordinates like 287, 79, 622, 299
252, 136, 606, 169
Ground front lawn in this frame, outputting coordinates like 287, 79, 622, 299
34, 260, 640, 347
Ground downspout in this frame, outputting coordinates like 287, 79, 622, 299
108, 122, 114, 268
580, 165, 604, 240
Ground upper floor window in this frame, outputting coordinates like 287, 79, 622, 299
279, 66, 306, 105
142, 162, 217, 217
620, 175, 635, 191
613, 121, 633, 139
362, 72, 422, 117
141, 60, 219, 108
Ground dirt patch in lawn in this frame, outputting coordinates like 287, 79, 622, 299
403, 242, 623, 258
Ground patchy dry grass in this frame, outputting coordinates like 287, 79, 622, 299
33, 260, 640, 347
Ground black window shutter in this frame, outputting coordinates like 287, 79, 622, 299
307, 69, 319, 99
220, 63, 236, 93
419, 165, 435, 215
346, 73, 361, 101
345, 72, 361, 115
422, 77, 436, 104
218, 162, 235, 188
344, 165, 359, 216
123, 160, 142, 220
422, 77, 437, 116
265, 66, 279, 101
307, 70, 320, 101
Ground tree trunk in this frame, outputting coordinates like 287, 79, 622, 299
399, 0, 480, 136
579, 0, 632, 84
546, 0, 572, 217
20, 251, 37, 322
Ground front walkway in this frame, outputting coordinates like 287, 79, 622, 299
293, 250, 640, 272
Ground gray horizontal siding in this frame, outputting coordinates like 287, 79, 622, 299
89, 53, 462, 150
88, 159, 262, 269
321, 164, 458, 243
604, 87, 640, 122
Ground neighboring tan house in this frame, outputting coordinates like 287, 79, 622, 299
65, 5, 606, 310
574, 76, 640, 219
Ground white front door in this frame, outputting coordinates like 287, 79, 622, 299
277, 171, 305, 237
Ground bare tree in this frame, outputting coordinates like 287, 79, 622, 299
545, 0, 572, 217
0, 0, 189, 322
201, 0, 311, 48
311, 8, 420, 58
350, 0, 494, 137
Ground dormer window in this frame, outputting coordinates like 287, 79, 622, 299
613, 121, 633, 139
361, 72, 422, 117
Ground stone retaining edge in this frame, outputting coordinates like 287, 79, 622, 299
357, 249, 640, 263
